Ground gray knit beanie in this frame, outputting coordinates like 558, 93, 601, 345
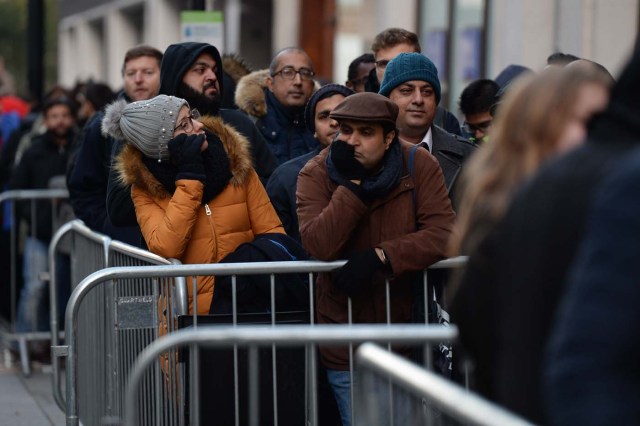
378, 52, 442, 104
102, 94, 189, 161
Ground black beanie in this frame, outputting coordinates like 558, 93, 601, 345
304, 84, 354, 133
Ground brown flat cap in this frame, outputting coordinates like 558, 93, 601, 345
330, 92, 399, 127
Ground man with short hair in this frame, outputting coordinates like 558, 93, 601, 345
10, 97, 77, 337
68, 45, 161, 244
297, 92, 455, 425
345, 53, 375, 93
266, 84, 354, 241
458, 78, 500, 143
106, 42, 279, 227
379, 52, 476, 206
235, 47, 317, 165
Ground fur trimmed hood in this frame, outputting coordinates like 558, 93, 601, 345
222, 54, 253, 83
115, 115, 254, 199
235, 69, 321, 118
235, 69, 271, 118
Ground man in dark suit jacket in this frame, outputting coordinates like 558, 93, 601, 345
379, 52, 476, 209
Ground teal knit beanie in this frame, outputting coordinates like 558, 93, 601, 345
378, 52, 441, 104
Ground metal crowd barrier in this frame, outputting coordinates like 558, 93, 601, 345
125, 324, 458, 426
355, 343, 536, 426
47, 219, 186, 418
60, 257, 466, 426
0, 188, 69, 375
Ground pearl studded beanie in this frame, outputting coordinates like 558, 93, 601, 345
102, 94, 189, 161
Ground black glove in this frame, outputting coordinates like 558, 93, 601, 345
168, 133, 206, 181
333, 249, 384, 298
330, 140, 368, 180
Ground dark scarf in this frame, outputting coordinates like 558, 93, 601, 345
177, 82, 222, 116
143, 132, 232, 204
326, 139, 403, 199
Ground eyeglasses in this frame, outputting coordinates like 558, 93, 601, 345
174, 108, 201, 134
462, 120, 492, 134
272, 66, 315, 81
375, 59, 390, 70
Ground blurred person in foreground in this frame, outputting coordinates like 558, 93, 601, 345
297, 92, 455, 425
449, 58, 624, 424
103, 94, 284, 315
545, 143, 640, 426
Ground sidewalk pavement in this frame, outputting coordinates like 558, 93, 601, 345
0, 349, 65, 426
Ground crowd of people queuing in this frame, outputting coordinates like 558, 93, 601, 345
0, 25, 639, 425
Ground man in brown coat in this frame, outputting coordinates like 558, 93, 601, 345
296, 92, 455, 425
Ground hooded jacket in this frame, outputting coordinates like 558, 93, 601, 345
159, 42, 278, 182
115, 115, 284, 314
106, 43, 279, 229
235, 69, 318, 165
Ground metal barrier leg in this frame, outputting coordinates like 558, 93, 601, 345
18, 337, 31, 376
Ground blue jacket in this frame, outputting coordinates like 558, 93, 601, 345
266, 147, 320, 242
256, 90, 318, 165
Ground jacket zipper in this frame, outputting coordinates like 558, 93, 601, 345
203, 203, 217, 260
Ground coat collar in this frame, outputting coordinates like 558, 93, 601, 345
115, 115, 254, 199
431, 125, 474, 158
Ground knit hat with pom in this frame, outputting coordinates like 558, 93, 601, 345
101, 94, 189, 161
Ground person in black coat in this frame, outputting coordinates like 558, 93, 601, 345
266, 84, 353, 241
67, 45, 162, 245
450, 44, 640, 423
545, 145, 640, 426
107, 42, 279, 228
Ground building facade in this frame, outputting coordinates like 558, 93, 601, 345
57, 0, 638, 112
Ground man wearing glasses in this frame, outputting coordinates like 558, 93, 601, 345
235, 47, 317, 165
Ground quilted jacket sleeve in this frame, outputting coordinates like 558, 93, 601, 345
132, 179, 204, 259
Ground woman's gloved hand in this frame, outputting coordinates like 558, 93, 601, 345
168, 133, 206, 181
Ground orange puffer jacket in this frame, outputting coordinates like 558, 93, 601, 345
115, 115, 285, 314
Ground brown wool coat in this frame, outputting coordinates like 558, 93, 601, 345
297, 141, 456, 369
115, 116, 285, 314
